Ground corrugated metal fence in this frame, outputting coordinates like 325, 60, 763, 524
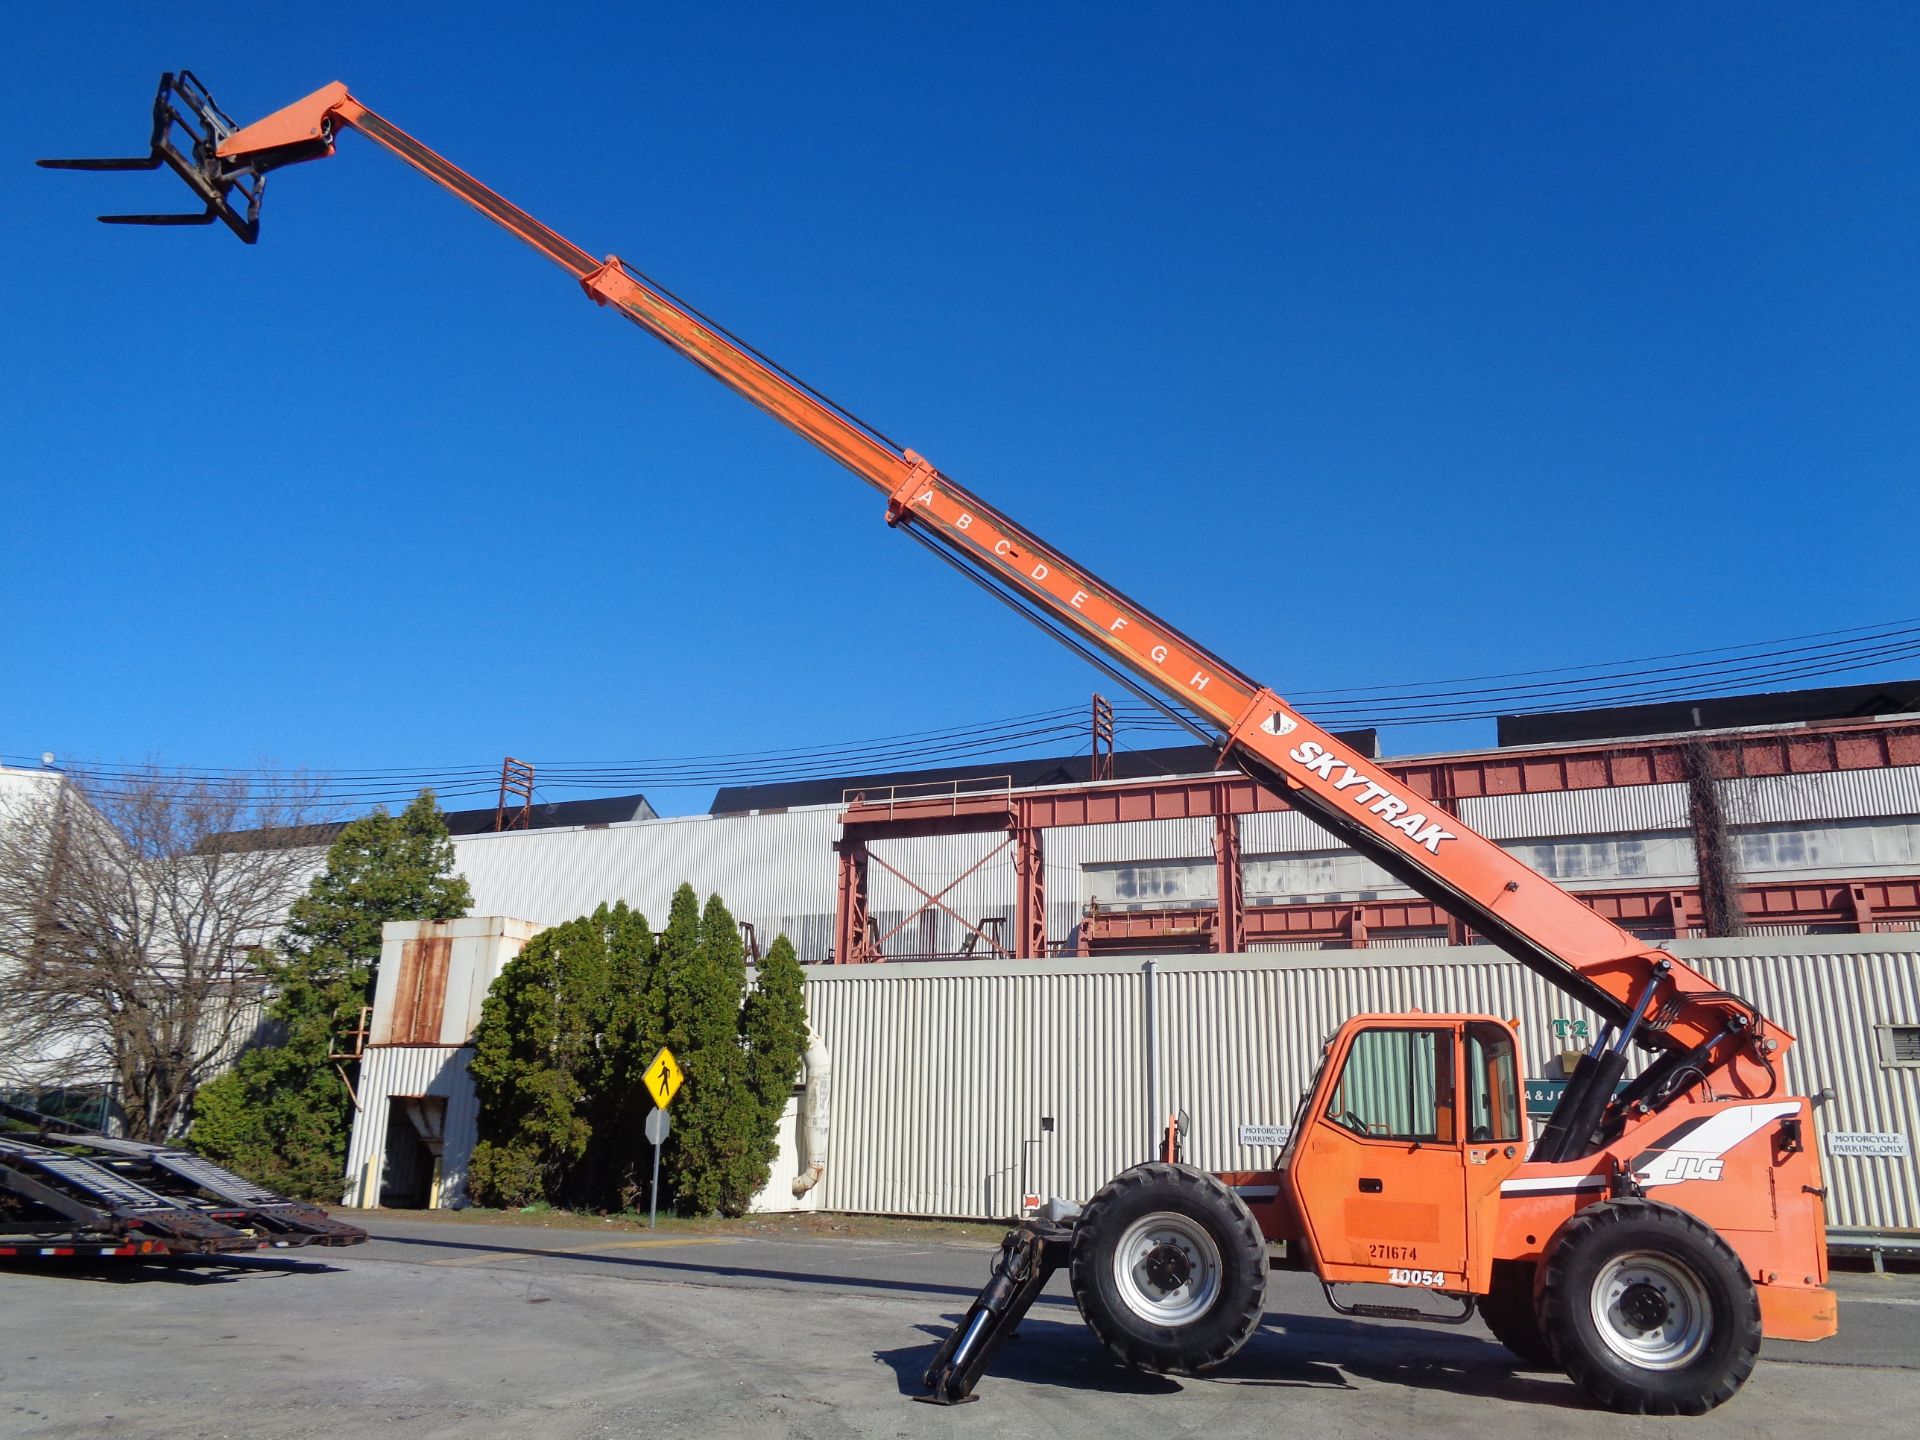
805, 934, 1920, 1235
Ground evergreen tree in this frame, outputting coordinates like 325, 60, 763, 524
192, 791, 471, 1200
644, 885, 735, 1214
687, 891, 760, 1215
467, 905, 633, 1207
649, 883, 704, 1062
740, 933, 810, 1200
581, 901, 655, 1207
458, 883, 808, 1218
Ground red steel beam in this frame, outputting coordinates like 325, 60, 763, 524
1078, 875, 1920, 954
1214, 808, 1245, 954
1395, 718, 1920, 802
834, 717, 1920, 962
841, 718, 1920, 838
866, 843, 1015, 956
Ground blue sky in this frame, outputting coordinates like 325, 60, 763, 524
4, 3, 1916, 815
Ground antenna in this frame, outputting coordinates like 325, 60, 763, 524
494, 757, 535, 831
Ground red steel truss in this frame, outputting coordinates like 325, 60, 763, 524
1075, 876, 1920, 955
831, 718, 1920, 962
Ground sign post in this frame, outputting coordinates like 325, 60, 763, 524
644, 1105, 672, 1229
641, 1046, 684, 1230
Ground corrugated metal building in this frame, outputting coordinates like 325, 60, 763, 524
287, 700, 1920, 1239
348, 923, 1919, 1243
452, 807, 845, 959
344, 918, 541, 1209
799, 934, 1920, 1240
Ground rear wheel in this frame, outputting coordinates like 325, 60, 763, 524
1539, 1199, 1760, 1414
1068, 1162, 1267, 1375
1479, 1260, 1553, 1366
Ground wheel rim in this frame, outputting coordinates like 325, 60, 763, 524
1588, 1250, 1712, 1371
1112, 1211, 1222, 1326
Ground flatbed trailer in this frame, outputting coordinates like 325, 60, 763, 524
0, 1100, 368, 1257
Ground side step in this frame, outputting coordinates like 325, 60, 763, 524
918, 1220, 1074, 1405
1321, 1280, 1476, 1325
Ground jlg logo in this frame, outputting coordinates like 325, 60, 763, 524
1666, 1156, 1724, 1183
1636, 1153, 1726, 1186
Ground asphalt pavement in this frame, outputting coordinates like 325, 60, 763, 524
0, 1214, 1914, 1439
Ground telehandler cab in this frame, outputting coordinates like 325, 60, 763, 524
42, 72, 1836, 1415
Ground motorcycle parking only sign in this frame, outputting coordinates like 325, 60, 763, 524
1825, 1131, 1911, 1159
1238, 1125, 1292, 1147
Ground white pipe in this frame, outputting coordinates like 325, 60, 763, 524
1144, 960, 1160, 1155
791, 1024, 832, 1197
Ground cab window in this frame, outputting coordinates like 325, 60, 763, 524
1466, 1023, 1522, 1143
1324, 1027, 1455, 1142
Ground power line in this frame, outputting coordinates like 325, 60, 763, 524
12, 617, 1914, 802
1284, 615, 1920, 698
1295, 638, 1920, 726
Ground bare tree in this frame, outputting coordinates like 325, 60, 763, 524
0, 766, 323, 1139
1681, 738, 1746, 939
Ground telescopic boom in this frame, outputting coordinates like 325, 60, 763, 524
42, 73, 1793, 1141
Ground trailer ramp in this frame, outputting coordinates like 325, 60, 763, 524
0, 1134, 259, 1253
1, 1099, 368, 1252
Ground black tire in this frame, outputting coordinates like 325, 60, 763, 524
1539, 1199, 1761, 1415
1479, 1260, 1554, 1366
1067, 1162, 1267, 1375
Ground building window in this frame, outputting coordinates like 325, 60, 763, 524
1881, 1025, 1920, 1067
1086, 860, 1213, 909
1735, 819, 1920, 876
1242, 850, 1399, 902
1511, 837, 1653, 882
1737, 827, 1813, 869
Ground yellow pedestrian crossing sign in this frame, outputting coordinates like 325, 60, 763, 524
643, 1046, 684, 1109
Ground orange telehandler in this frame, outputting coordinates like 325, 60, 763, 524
43, 72, 1836, 1415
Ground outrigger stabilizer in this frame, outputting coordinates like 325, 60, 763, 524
918, 1219, 1074, 1405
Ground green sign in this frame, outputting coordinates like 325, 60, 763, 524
1524, 1080, 1568, 1119
1524, 1077, 1626, 1119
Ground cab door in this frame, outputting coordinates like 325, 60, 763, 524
1459, 1020, 1527, 1292
1286, 1022, 1470, 1290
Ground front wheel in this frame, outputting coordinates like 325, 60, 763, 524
1067, 1162, 1267, 1375
1539, 1199, 1761, 1414
1479, 1260, 1553, 1366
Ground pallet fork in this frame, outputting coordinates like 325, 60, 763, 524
35, 71, 328, 243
